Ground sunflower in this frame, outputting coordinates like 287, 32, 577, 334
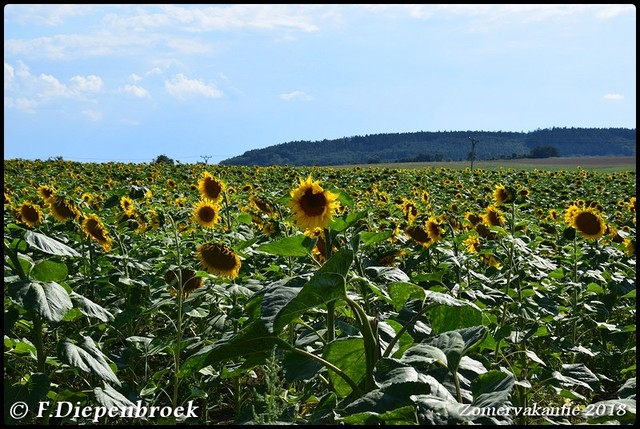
624, 238, 635, 256
398, 199, 419, 224
17, 201, 44, 228
405, 224, 432, 248
198, 171, 225, 202
481, 254, 501, 269
82, 214, 112, 252
196, 243, 241, 279
566, 206, 606, 240
120, 196, 136, 216
250, 195, 275, 217
37, 185, 56, 203
193, 199, 220, 229
465, 211, 482, 226
481, 205, 505, 227
165, 268, 203, 298
464, 235, 481, 253
493, 184, 515, 206
48, 195, 80, 222
287, 175, 340, 231
425, 216, 444, 243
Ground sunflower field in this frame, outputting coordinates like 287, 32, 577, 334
3, 159, 636, 425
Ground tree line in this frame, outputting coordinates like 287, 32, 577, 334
219, 127, 635, 166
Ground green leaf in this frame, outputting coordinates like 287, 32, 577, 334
3, 373, 50, 424
9, 280, 73, 323
400, 343, 448, 368
260, 276, 308, 333
282, 349, 324, 383
428, 305, 482, 334
180, 319, 286, 377
256, 234, 316, 257
273, 272, 346, 333
70, 292, 114, 322
94, 383, 137, 409
343, 381, 433, 415
59, 337, 121, 386
330, 210, 367, 232
471, 370, 515, 409
424, 290, 481, 310
24, 230, 80, 257
31, 260, 68, 282
323, 337, 367, 398
360, 230, 394, 246
388, 282, 426, 311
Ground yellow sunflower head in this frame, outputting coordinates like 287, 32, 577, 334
37, 185, 56, 203
425, 216, 444, 243
493, 184, 515, 206
196, 242, 241, 279
165, 268, 203, 298
192, 199, 220, 229
82, 214, 112, 252
17, 201, 44, 228
198, 171, 225, 202
120, 196, 136, 216
405, 224, 432, 248
287, 175, 340, 231
250, 195, 275, 217
48, 195, 80, 222
464, 234, 481, 253
482, 205, 505, 227
567, 206, 606, 240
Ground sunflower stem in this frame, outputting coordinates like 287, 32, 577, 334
168, 215, 184, 410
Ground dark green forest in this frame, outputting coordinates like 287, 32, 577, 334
220, 127, 636, 166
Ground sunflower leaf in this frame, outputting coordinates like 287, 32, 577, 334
256, 234, 316, 257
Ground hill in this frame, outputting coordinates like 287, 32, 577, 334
219, 127, 636, 166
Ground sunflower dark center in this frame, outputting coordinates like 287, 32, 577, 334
199, 206, 216, 222
407, 227, 430, 243
204, 179, 222, 199
575, 212, 600, 235
203, 245, 237, 270
300, 189, 327, 216
21, 205, 39, 222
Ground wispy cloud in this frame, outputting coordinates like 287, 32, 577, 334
164, 73, 223, 99
279, 90, 313, 101
121, 84, 151, 98
603, 93, 624, 100
82, 109, 102, 121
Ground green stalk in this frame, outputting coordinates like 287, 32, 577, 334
168, 215, 184, 410
345, 296, 378, 392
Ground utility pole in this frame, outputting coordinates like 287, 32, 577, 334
468, 137, 479, 171
200, 155, 212, 164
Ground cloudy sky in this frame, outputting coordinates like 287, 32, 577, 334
4, 4, 636, 163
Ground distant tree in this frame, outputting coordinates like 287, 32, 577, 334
153, 154, 175, 165
529, 145, 560, 159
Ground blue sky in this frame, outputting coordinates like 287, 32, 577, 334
4, 4, 636, 164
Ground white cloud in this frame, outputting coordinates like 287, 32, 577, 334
38, 73, 73, 98
71, 75, 103, 92
4, 62, 15, 89
121, 84, 151, 98
603, 93, 624, 100
82, 109, 102, 121
279, 90, 313, 101
146, 67, 163, 76
164, 73, 223, 99
129, 73, 142, 82
5, 96, 38, 113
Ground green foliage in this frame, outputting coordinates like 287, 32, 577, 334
3, 158, 636, 425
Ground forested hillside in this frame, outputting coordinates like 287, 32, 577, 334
220, 127, 635, 166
